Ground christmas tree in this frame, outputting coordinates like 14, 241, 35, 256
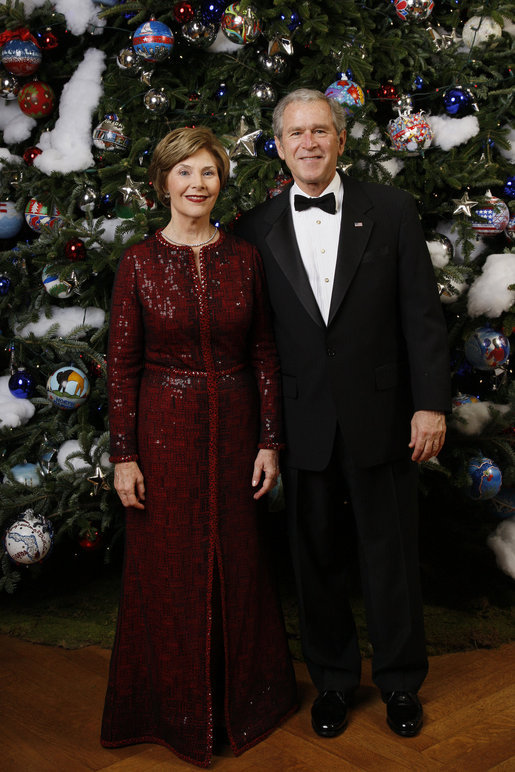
0, 0, 514, 592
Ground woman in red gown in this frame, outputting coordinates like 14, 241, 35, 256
101, 126, 297, 767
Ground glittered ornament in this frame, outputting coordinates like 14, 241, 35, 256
462, 16, 502, 49
0, 275, 11, 295
133, 17, 174, 62
41, 265, 75, 298
221, 3, 262, 45
464, 326, 510, 370
47, 365, 90, 410
65, 238, 87, 261
467, 456, 502, 500
1, 37, 42, 76
116, 46, 143, 76
181, 19, 218, 47
250, 81, 276, 105
471, 191, 510, 236
25, 198, 62, 232
8, 367, 35, 398
263, 138, 278, 158
92, 114, 131, 153
442, 86, 477, 117
10, 463, 42, 487
18, 80, 55, 118
0, 200, 23, 238
394, 0, 434, 22
0, 71, 19, 100
174, 2, 195, 24
23, 146, 42, 165
143, 88, 169, 114
503, 176, 515, 200
4, 510, 53, 564
324, 77, 365, 114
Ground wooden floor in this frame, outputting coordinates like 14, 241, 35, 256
2, 635, 514, 771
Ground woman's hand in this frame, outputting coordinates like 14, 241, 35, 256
114, 461, 145, 510
251, 449, 280, 500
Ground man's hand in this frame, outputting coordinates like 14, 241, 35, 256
409, 410, 446, 463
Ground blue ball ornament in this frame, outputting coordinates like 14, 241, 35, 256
133, 18, 174, 62
467, 456, 502, 500
263, 138, 278, 158
413, 75, 424, 90
281, 11, 302, 31
464, 326, 510, 371
0, 275, 11, 296
442, 86, 474, 117
503, 176, 515, 200
8, 367, 35, 399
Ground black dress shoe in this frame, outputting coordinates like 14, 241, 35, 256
311, 690, 349, 737
383, 691, 423, 737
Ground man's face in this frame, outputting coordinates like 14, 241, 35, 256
275, 100, 346, 196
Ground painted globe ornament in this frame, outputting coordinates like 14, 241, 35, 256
442, 86, 477, 117
132, 18, 174, 62
387, 98, 432, 154
18, 80, 55, 118
41, 265, 75, 299
471, 191, 510, 236
143, 88, 169, 115
47, 365, 90, 410
24, 198, 62, 232
0, 274, 11, 296
462, 16, 502, 49
92, 114, 131, 153
0, 70, 19, 100
221, 3, 262, 45
1, 37, 42, 76
181, 19, 217, 47
23, 146, 42, 165
467, 456, 502, 500
4, 510, 53, 564
10, 463, 42, 487
0, 200, 23, 238
250, 82, 276, 105
8, 367, 35, 398
116, 46, 143, 76
325, 77, 365, 114
64, 238, 87, 261
394, 0, 434, 21
174, 2, 195, 24
464, 326, 510, 370
503, 176, 515, 200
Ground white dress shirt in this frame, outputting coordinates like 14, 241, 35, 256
290, 173, 343, 324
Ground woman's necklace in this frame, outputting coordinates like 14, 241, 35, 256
161, 227, 218, 248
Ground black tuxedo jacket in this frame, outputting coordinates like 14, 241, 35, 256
236, 173, 451, 470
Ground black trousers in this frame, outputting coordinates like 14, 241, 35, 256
283, 428, 428, 695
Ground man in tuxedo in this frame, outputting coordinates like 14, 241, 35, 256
236, 89, 451, 739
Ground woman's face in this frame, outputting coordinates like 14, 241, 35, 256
165, 147, 221, 221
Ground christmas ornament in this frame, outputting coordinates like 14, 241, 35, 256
413, 76, 424, 90
0, 275, 11, 295
10, 463, 42, 487
92, 114, 131, 153
267, 173, 292, 198
439, 276, 468, 304
0, 71, 19, 99
181, 19, 217, 47
4, 510, 53, 564
18, 80, 55, 118
65, 238, 87, 261
257, 51, 289, 78
268, 34, 294, 57
325, 77, 365, 114
452, 192, 478, 217
8, 367, 35, 398
22, 146, 42, 165
0, 200, 23, 238
36, 27, 59, 51
387, 97, 432, 154
506, 216, 515, 242
174, 2, 195, 24
489, 487, 515, 519
250, 82, 276, 105
471, 191, 510, 236
38, 437, 59, 475
1, 37, 41, 76
41, 265, 75, 298
79, 530, 103, 550
462, 16, 502, 49
427, 231, 454, 264
263, 138, 278, 158
394, 0, 434, 22
226, 117, 262, 159
201, 0, 226, 25
452, 393, 480, 408
119, 174, 147, 206
47, 365, 90, 410
376, 82, 398, 102
24, 198, 62, 232
133, 17, 174, 62
464, 326, 510, 370
143, 87, 169, 114
467, 456, 502, 500
78, 186, 98, 212
442, 86, 477, 117
281, 10, 302, 32
116, 46, 143, 76
87, 465, 111, 495
426, 24, 456, 51
221, 3, 261, 45
504, 176, 515, 200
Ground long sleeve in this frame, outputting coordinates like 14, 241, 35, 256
107, 249, 144, 462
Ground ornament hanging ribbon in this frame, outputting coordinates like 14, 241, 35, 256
0, 26, 40, 48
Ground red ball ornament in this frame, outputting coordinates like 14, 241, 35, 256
79, 530, 102, 550
173, 2, 195, 23
376, 82, 398, 102
23, 146, 43, 165
18, 80, 55, 118
64, 238, 87, 261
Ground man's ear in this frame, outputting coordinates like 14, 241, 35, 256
274, 135, 285, 161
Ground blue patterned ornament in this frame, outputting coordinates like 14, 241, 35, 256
464, 326, 510, 371
10, 463, 42, 487
221, 3, 262, 44
47, 365, 90, 410
1, 37, 42, 76
325, 78, 365, 114
4, 509, 53, 564
471, 191, 510, 236
41, 265, 74, 299
467, 456, 502, 500
8, 367, 35, 398
133, 17, 174, 62
24, 198, 62, 232
0, 200, 23, 238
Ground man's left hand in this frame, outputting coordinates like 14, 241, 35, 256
409, 410, 446, 463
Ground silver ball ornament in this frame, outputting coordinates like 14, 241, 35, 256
181, 20, 218, 48
257, 52, 289, 78
143, 88, 169, 115
78, 186, 98, 212
116, 46, 143, 76
0, 71, 19, 100
250, 82, 276, 105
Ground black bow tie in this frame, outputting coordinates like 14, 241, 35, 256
294, 192, 336, 215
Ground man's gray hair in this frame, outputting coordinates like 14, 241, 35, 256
272, 88, 347, 139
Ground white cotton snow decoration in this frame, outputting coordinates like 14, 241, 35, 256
57, 439, 111, 472
467, 253, 515, 318
462, 15, 502, 49
487, 519, 515, 580
17, 306, 105, 339
34, 49, 106, 174
13, 0, 105, 36
0, 100, 37, 144
427, 114, 480, 151
427, 239, 451, 268
0, 376, 36, 428
452, 400, 510, 436
207, 28, 243, 53
498, 125, 515, 164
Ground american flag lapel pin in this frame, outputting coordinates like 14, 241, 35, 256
354, 222, 363, 227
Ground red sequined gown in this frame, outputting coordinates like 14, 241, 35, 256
101, 230, 297, 767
